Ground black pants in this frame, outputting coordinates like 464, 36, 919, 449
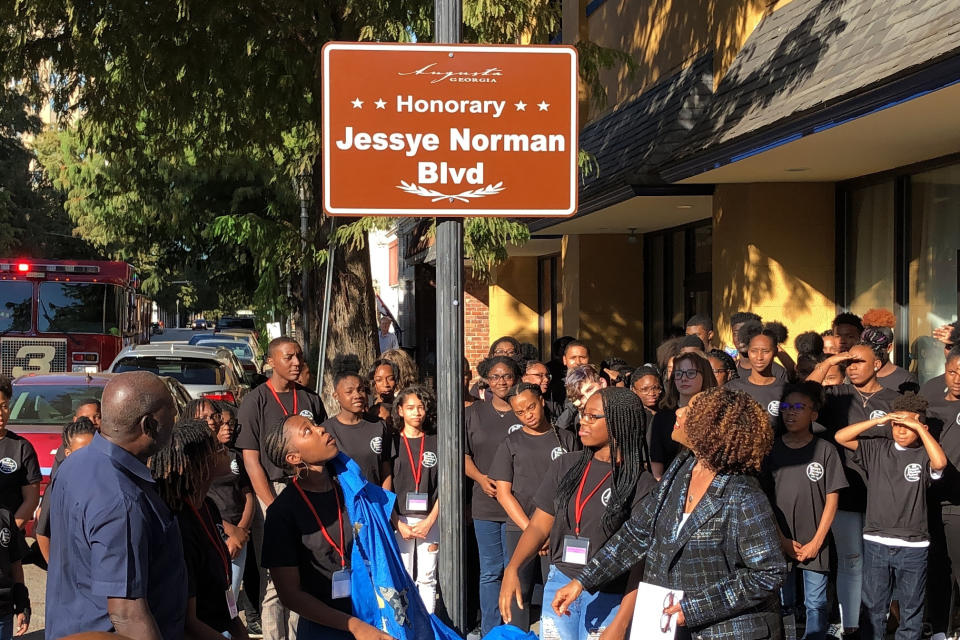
928, 509, 960, 634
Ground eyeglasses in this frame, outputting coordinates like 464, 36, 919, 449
711, 368, 728, 376
779, 402, 808, 411
660, 592, 677, 633
488, 373, 516, 382
492, 348, 516, 356
579, 412, 606, 423
200, 412, 223, 424
673, 369, 701, 380
636, 385, 662, 394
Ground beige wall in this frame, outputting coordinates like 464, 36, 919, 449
713, 183, 836, 355
560, 234, 581, 338
488, 257, 540, 346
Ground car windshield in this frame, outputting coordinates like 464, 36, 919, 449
9, 384, 105, 425
195, 341, 254, 360
0, 282, 33, 333
38, 282, 122, 334
220, 317, 256, 330
113, 357, 226, 386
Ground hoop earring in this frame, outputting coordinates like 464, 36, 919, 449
295, 462, 309, 480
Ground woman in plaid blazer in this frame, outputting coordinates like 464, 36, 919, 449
552, 388, 788, 640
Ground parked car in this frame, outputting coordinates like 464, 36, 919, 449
106, 343, 249, 405
208, 329, 264, 363
191, 317, 208, 330
151, 322, 164, 335
217, 315, 259, 340
7, 371, 190, 534
194, 338, 262, 375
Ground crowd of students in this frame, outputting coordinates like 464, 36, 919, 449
0, 304, 957, 640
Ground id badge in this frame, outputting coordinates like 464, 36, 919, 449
331, 569, 352, 599
562, 535, 591, 565
225, 589, 239, 619
406, 492, 429, 512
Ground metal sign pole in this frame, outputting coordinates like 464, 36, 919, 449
434, 0, 466, 633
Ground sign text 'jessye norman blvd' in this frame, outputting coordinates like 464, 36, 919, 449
322, 43, 578, 217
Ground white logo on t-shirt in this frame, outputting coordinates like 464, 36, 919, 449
422, 452, 438, 468
370, 437, 383, 454
230, 459, 241, 475
216, 522, 226, 539
0, 528, 10, 548
551, 447, 566, 461
601, 487, 612, 507
767, 401, 781, 417
508, 424, 523, 434
904, 463, 923, 482
870, 410, 888, 421
806, 462, 824, 482
299, 410, 314, 420
0, 458, 18, 474
955, 412, 960, 426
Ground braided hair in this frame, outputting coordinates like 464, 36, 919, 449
553, 387, 648, 536
263, 415, 297, 475
62, 417, 98, 450
148, 419, 221, 512
184, 397, 220, 420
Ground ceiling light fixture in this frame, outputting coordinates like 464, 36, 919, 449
627, 228, 638, 244
785, 167, 810, 172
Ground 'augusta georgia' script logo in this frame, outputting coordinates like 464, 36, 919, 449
398, 63, 503, 84
904, 463, 923, 483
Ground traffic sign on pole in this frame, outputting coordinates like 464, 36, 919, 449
322, 42, 578, 217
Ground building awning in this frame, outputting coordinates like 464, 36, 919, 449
661, 0, 960, 183
526, 53, 714, 233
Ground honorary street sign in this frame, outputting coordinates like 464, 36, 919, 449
322, 42, 578, 217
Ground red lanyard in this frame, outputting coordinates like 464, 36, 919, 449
292, 476, 346, 569
573, 460, 613, 536
266, 380, 298, 416
402, 435, 425, 491
187, 501, 231, 584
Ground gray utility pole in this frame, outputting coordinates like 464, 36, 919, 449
434, 0, 466, 633
297, 171, 311, 352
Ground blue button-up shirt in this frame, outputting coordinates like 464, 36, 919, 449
45, 433, 187, 640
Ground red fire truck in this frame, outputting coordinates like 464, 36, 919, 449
0, 259, 150, 377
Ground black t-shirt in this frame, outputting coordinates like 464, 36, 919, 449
649, 409, 679, 468
855, 438, 936, 542
921, 374, 948, 408
534, 452, 656, 593
0, 432, 42, 515
877, 366, 919, 395
465, 400, 525, 521
392, 433, 439, 516
488, 427, 580, 531
929, 401, 960, 511
323, 417, 392, 487
178, 498, 233, 633
208, 447, 252, 525
0, 508, 26, 617
725, 377, 786, 425
766, 437, 848, 572
261, 481, 353, 613
737, 360, 788, 382
235, 383, 328, 482
819, 383, 901, 512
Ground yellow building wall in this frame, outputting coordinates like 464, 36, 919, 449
577, 234, 645, 363
488, 257, 540, 346
713, 183, 836, 356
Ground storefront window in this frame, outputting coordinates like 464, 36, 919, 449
910, 163, 960, 384
847, 180, 895, 316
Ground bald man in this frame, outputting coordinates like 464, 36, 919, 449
45, 372, 187, 640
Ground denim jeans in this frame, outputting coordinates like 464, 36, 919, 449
0, 614, 11, 640
540, 565, 622, 640
474, 519, 508, 636
231, 542, 248, 599
830, 510, 863, 629
860, 540, 927, 640
781, 567, 829, 640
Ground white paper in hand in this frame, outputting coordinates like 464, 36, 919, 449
629, 581, 684, 640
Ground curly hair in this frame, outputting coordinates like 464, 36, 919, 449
381, 348, 420, 390
684, 388, 772, 475
862, 308, 896, 329
477, 355, 522, 381
892, 391, 928, 420
0, 376, 10, 401
391, 384, 437, 435
738, 320, 788, 349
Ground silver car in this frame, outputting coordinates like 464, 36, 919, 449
106, 343, 249, 405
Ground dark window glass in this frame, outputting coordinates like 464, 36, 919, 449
113, 357, 225, 385
219, 317, 256, 330
37, 283, 122, 334
9, 384, 105, 425
0, 283, 33, 333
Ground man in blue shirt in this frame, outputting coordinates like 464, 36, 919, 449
45, 371, 187, 640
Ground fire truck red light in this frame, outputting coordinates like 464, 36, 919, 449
16, 263, 29, 272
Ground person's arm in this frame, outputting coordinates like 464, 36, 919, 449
598, 564, 643, 640
242, 449, 276, 507
226, 617, 251, 640
36, 535, 50, 564
797, 493, 839, 562
465, 455, 496, 498
14, 484, 39, 530
12, 561, 28, 636
499, 508, 554, 623
409, 500, 439, 539
806, 352, 853, 384
903, 417, 948, 472
107, 597, 163, 640
272, 566, 396, 640
184, 596, 230, 640
495, 480, 530, 531
380, 460, 393, 492
834, 413, 897, 451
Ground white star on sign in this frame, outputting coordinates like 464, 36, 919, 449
538, 101, 550, 111
514, 101, 527, 111
375, 98, 387, 109
352, 98, 363, 109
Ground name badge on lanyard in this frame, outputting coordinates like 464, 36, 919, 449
225, 589, 239, 618
406, 492, 429, 512
565, 459, 612, 567
562, 535, 591, 565
331, 568, 352, 599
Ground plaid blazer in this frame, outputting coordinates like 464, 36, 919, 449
578, 451, 787, 640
